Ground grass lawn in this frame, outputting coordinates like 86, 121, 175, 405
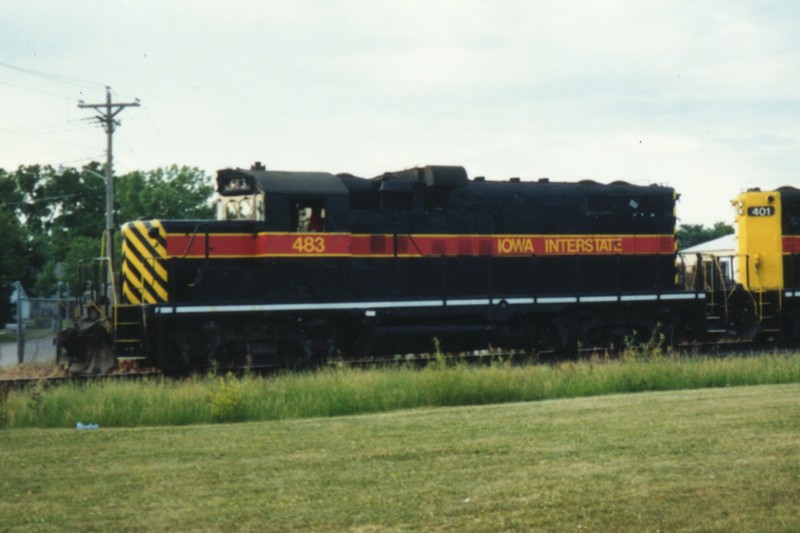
1, 383, 799, 531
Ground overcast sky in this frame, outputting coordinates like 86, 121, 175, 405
3, 1, 800, 225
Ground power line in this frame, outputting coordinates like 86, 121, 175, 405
142, 105, 172, 154
0, 118, 88, 136
0, 61, 104, 91
1, 191, 103, 208
0, 79, 75, 100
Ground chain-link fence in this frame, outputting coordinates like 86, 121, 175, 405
2, 284, 75, 368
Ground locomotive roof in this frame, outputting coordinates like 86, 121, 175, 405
219, 167, 349, 196
220, 164, 673, 198
465, 179, 671, 190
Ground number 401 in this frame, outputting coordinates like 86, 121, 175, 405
748, 206, 775, 217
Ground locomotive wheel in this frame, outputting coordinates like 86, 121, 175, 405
160, 336, 193, 376
212, 341, 248, 371
276, 338, 305, 365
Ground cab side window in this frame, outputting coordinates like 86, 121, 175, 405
293, 200, 325, 232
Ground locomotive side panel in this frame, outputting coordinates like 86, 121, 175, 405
779, 187, 800, 338
148, 232, 678, 305
780, 187, 800, 290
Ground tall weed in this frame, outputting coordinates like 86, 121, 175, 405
3, 352, 800, 429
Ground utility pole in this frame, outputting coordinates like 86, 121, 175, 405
78, 86, 140, 269
15, 281, 24, 365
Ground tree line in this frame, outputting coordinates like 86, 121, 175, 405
1, 163, 214, 324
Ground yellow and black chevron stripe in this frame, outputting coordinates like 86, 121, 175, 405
121, 220, 168, 304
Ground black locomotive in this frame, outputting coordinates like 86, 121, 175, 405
59, 162, 800, 373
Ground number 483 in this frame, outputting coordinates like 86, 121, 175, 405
292, 236, 325, 253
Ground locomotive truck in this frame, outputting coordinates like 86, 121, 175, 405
58, 162, 800, 374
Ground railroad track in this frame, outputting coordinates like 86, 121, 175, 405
0, 350, 531, 392
1, 340, 792, 395
0, 370, 162, 396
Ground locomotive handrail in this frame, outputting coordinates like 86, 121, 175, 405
103, 236, 120, 334
743, 267, 763, 322
678, 253, 701, 292
180, 223, 203, 259
741, 253, 783, 324
403, 233, 425, 256
99, 228, 118, 302
76, 255, 115, 334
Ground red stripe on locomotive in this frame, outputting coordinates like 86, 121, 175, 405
165, 232, 675, 258
783, 235, 800, 253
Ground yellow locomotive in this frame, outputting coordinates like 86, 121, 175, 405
686, 187, 800, 340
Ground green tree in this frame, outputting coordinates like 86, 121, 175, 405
116, 165, 214, 221
34, 237, 104, 299
677, 221, 734, 249
45, 163, 106, 254
8, 164, 104, 243
3, 164, 106, 297
3, 164, 215, 298
0, 170, 32, 323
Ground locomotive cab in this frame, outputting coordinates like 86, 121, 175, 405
732, 189, 783, 292
216, 171, 265, 221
